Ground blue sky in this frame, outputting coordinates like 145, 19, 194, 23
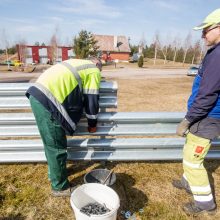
0, 0, 219, 49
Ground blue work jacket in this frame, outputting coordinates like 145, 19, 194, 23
186, 42, 220, 123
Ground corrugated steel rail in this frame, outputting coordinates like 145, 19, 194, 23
0, 96, 117, 109
0, 81, 118, 110
0, 81, 117, 96
1, 138, 220, 162
1, 82, 220, 163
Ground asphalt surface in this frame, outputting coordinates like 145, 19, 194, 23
101, 67, 187, 79
0, 68, 188, 83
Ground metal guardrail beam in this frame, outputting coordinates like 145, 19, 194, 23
1, 138, 219, 151
2, 82, 220, 163
1, 150, 220, 163
0, 96, 117, 109
0, 124, 178, 137
0, 81, 118, 96
0, 112, 185, 125
0, 138, 186, 151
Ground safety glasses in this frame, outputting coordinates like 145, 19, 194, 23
202, 25, 220, 37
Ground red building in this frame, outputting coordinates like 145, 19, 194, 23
16, 45, 74, 64
93, 35, 131, 61
16, 35, 130, 64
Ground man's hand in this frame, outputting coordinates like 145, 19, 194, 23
88, 126, 97, 133
176, 118, 190, 137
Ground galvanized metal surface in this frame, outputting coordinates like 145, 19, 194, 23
2, 138, 220, 151
1, 149, 220, 163
0, 81, 118, 96
0, 96, 117, 109
0, 123, 178, 137
0, 138, 186, 151
0, 138, 192, 163
1, 82, 220, 163
0, 112, 185, 125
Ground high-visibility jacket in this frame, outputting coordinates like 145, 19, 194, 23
26, 59, 101, 135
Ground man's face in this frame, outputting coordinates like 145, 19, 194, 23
202, 25, 220, 46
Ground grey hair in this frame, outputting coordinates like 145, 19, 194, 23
87, 56, 102, 71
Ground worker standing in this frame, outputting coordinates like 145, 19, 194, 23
26, 58, 101, 197
174, 8, 220, 215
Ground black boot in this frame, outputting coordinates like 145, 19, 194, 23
172, 179, 192, 194
183, 202, 217, 216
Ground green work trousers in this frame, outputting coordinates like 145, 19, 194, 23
29, 95, 69, 191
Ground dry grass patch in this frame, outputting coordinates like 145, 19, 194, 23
1, 75, 220, 219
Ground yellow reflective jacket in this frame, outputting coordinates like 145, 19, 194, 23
26, 59, 101, 135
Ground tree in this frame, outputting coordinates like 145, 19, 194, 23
182, 32, 192, 66
159, 34, 171, 64
1, 29, 10, 69
130, 44, 138, 55
139, 33, 146, 56
145, 44, 155, 58
172, 37, 180, 64
48, 26, 61, 64
191, 40, 201, 65
198, 41, 206, 64
138, 55, 144, 67
161, 45, 168, 64
73, 30, 99, 58
17, 40, 28, 64
153, 31, 160, 65
49, 34, 58, 63
7, 45, 16, 54
176, 47, 184, 63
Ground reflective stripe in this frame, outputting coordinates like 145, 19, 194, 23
76, 64, 97, 71
191, 185, 211, 193
62, 62, 82, 93
83, 88, 99, 94
183, 159, 201, 168
183, 173, 187, 180
35, 83, 76, 131
194, 194, 213, 202
86, 113, 98, 119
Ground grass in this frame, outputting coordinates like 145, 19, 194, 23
1, 161, 219, 219
1, 73, 220, 220
103, 58, 192, 70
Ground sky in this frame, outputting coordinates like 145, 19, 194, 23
0, 0, 220, 49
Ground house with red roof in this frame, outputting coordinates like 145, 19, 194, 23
93, 34, 131, 62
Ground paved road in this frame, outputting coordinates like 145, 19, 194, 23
0, 68, 188, 82
0, 72, 41, 83
102, 67, 187, 79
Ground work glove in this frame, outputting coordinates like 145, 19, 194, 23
176, 118, 190, 137
88, 126, 97, 133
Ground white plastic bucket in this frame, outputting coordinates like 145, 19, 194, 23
70, 183, 120, 220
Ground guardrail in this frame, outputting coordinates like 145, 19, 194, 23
0, 82, 117, 110
0, 83, 220, 163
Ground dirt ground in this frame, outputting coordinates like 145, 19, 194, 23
1, 68, 220, 220
113, 77, 190, 112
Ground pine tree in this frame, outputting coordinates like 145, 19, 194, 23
138, 55, 144, 67
73, 30, 99, 58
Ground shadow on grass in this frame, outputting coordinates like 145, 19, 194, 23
67, 161, 119, 186
205, 160, 220, 203
67, 161, 148, 217
113, 172, 148, 213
